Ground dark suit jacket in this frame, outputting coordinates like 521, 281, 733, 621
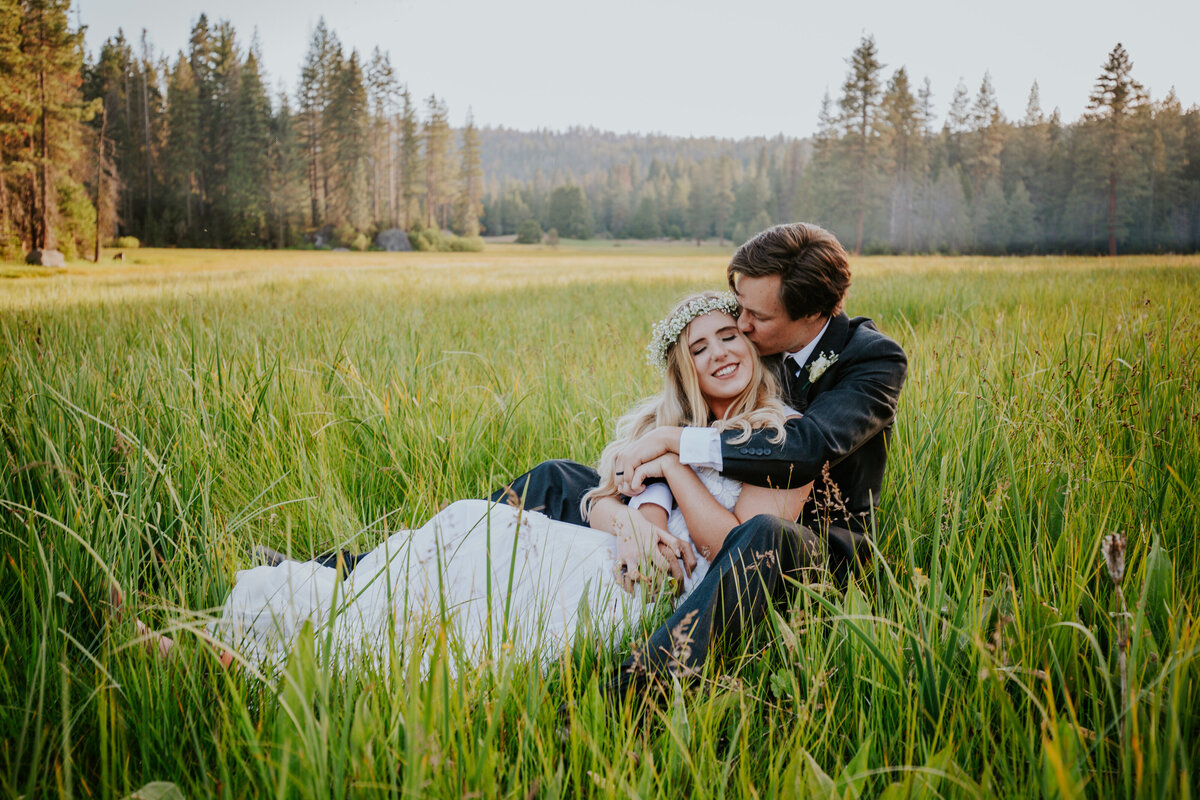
720, 312, 907, 533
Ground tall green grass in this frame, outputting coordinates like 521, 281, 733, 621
2, 250, 1197, 798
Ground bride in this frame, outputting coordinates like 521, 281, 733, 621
126, 291, 811, 672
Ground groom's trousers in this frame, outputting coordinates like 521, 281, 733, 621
315, 459, 600, 571
614, 512, 821, 685
496, 459, 829, 687
488, 458, 599, 526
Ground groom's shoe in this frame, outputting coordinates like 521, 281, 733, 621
555, 671, 655, 742
599, 667, 670, 712
252, 545, 292, 567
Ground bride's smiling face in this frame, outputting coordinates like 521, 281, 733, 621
685, 311, 754, 411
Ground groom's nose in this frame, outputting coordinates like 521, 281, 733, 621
737, 310, 753, 334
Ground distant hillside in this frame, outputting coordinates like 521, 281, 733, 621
478, 126, 812, 185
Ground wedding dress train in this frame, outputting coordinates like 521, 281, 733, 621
209, 468, 739, 672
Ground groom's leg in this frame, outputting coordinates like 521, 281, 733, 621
304, 459, 600, 574
613, 514, 821, 688
490, 459, 600, 526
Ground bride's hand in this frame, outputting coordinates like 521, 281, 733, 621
612, 522, 697, 595
654, 527, 698, 581
615, 428, 682, 496
616, 451, 681, 498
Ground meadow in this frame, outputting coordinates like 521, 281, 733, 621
2, 244, 1197, 798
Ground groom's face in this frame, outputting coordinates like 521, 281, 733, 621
733, 274, 815, 356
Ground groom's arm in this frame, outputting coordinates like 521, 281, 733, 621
721, 331, 907, 488
616, 329, 906, 493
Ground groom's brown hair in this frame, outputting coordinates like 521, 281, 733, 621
727, 222, 851, 320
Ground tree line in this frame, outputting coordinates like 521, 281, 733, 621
1, 4, 484, 257
1, 3, 1196, 259
483, 38, 1199, 254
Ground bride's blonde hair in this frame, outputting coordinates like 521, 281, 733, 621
581, 290, 789, 519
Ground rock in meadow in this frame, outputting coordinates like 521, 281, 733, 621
375, 228, 413, 252
25, 249, 66, 267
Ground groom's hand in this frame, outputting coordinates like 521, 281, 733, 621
615, 427, 683, 496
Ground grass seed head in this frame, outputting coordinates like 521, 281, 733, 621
1102, 533, 1127, 584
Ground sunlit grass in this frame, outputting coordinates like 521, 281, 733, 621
2, 248, 1197, 798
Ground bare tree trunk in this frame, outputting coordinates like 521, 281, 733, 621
855, 106, 868, 255
1107, 121, 1119, 256
141, 63, 153, 226
308, 135, 319, 225
388, 118, 397, 227
38, 68, 49, 250
1108, 171, 1118, 256
95, 107, 107, 261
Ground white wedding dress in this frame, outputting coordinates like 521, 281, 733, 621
209, 467, 741, 673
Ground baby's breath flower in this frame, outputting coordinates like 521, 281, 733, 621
646, 292, 739, 369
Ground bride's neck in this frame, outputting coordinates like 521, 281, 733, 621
706, 398, 731, 422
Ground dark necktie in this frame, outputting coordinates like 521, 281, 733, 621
782, 355, 803, 404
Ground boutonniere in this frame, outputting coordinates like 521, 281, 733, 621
806, 351, 839, 384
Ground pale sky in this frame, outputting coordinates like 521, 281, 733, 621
78, 0, 1199, 139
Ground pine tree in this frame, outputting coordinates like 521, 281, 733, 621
687, 162, 711, 244
162, 52, 200, 238
267, 92, 305, 247
187, 16, 217, 233
326, 50, 370, 234
1008, 180, 1038, 252
712, 155, 735, 243
298, 18, 341, 227
397, 86, 420, 230
0, 0, 28, 253
839, 34, 885, 253
206, 22, 242, 243
422, 95, 452, 229
881, 67, 924, 252
366, 47, 398, 225
547, 183, 592, 239
630, 194, 661, 239
18, 0, 89, 252
227, 45, 272, 245
964, 72, 1005, 198
1087, 43, 1145, 255
454, 110, 483, 235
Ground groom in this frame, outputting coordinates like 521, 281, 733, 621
496, 222, 907, 691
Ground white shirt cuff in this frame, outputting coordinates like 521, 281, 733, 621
679, 426, 723, 471
628, 482, 674, 514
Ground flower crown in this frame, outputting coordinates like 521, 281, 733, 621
645, 292, 741, 369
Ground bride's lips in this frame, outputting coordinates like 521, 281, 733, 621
712, 362, 740, 379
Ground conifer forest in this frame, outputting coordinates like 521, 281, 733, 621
2, 2, 1198, 258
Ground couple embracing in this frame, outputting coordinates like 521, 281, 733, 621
132, 222, 907, 699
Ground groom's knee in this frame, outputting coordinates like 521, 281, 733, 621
722, 514, 821, 574
491, 459, 598, 525
726, 514, 792, 552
